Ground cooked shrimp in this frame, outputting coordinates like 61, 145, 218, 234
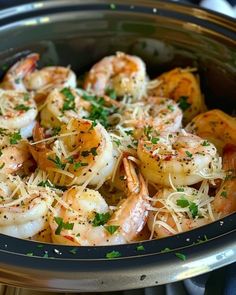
121, 96, 182, 133
147, 183, 215, 238
186, 109, 236, 154
0, 174, 54, 239
0, 129, 31, 175
49, 158, 149, 246
1, 53, 39, 91
84, 52, 147, 100
0, 90, 37, 133
30, 118, 118, 187
213, 144, 236, 216
147, 67, 205, 123
1, 53, 77, 103
137, 129, 223, 186
40, 88, 90, 128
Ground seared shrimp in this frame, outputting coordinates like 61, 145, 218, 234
138, 129, 223, 186
213, 144, 236, 216
40, 88, 90, 128
186, 109, 236, 154
2, 53, 77, 103
121, 96, 182, 133
148, 183, 214, 238
148, 68, 205, 123
49, 158, 149, 246
84, 52, 147, 100
1, 53, 39, 91
0, 174, 54, 239
0, 90, 37, 136
30, 118, 118, 187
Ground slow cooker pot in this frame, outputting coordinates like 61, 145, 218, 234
0, 0, 236, 292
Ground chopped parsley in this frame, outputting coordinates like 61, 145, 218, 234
125, 130, 133, 136
220, 191, 227, 198
104, 225, 119, 235
201, 140, 210, 147
15, 104, 30, 111
110, 3, 116, 9
175, 252, 186, 261
136, 245, 145, 251
66, 156, 74, 164
176, 197, 199, 218
176, 198, 189, 208
106, 250, 121, 259
52, 126, 61, 136
10, 131, 22, 144
178, 96, 191, 111
23, 93, 30, 101
0, 162, 4, 170
113, 139, 121, 147
48, 155, 66, 169
161, 247, 171, 253
105, 88, 117, 99
196, 235, 208, 244
81, 147, 98, 157
176, 187, 184, 192
60, 87, 76, 112
167, 105, 174, 112
144, 125, 153, 140
38, 180, 54, 188
151, 137, 159, 144
185, 151, 192, 158
54, 217, 74, 235
26, 252, 34, 256
92, 212, 110, 226
69, 248, 77, 255
73, 162, 88, 170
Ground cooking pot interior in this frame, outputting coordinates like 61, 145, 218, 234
0, 3, 236, 114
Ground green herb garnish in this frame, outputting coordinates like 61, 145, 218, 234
201, 140, 210, 147
175, 252, 186, 261
48, 155, 66, 169
69, 248, 77, 255
106, 88, 117, 99
81, 147, 98, 157
38, 180, 54, 188
15, 104, 30, 111
178, 96, 191, 111
92, 212, 110, 226
54, 217, 74, 235
104, 225, 119, 235
185, 151, 192, 158
73, 162, 88, 170
220, 191, 227, 198
136, 245, 145, 251
10, 131, 22, 144
106, 250, 121, 259
60, 87, 76, 112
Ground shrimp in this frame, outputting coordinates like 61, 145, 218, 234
0, 129, 31, 175
49, 158, 149, 246
29, 118, 118, 187
84, 52, 147, 100
147, 68, 205, 123
121, 96, 182, 133
40, 88, 90, 128
213, 144, 236, 217
147, 184, 214, 238
137, 129, 223, 186
0, 90, 37, 134
1, 53, 39, 91
1, 53, 77, 103
0, 174, 54, 239
186, 109, 236, 154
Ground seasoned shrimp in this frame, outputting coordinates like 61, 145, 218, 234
84, 52, 147, 100
213, 144, 236, 216
1, 53, 39, 91
40, 88, 90, 128
148, 68, 205, 123
121, 96, 182, 133
30, 118, 118, 187
1, 53, 77, 103
147, 183, 215, 238
0, 129, 31, 175
49, 158, 149, 246
0, 90, 37, 135
137, 129, 223, 186
186, 109, 236, 154
0, 174, 54, 239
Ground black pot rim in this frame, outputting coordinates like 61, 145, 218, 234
0, 0, 236, 292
